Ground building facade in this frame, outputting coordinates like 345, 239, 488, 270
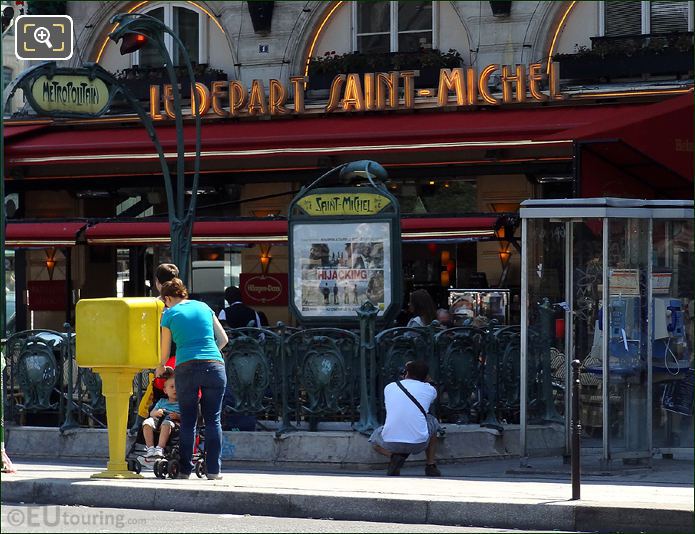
3, 1, 693, 333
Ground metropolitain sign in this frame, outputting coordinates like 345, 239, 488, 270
149, 62, 564, 120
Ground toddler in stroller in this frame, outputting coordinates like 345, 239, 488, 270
142, 369, 179, 458
126, 366, 206, 478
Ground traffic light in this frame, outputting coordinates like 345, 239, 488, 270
119, 32, 148, 55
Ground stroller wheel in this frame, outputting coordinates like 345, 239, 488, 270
159, 459, 169, 478
195, 459, 206, 478
153, 459, 165, 479
128, 459, 141, 474
167, 459, 180, 479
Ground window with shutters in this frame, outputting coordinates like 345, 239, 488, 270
602, 1, 693, 36
650, 1, 690, 33
604, 1, 642, 36
353, 1, 436, 54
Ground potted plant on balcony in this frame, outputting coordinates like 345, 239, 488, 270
114, 64, 228, 101
308, 48, 463, 91
393, 48, 463, 87
554, 32, 693, 81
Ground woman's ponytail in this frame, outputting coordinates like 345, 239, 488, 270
160, 277, 189, 300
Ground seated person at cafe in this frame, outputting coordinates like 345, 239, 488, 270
219, 286, 262, 328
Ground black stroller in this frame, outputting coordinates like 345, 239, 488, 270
126, 412, 207, 478
126, 376, 207, 478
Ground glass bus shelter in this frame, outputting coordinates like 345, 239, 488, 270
519, 198, 693, 467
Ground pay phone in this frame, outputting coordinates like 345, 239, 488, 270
607, 296, 642, 375
653, 297, 689, 375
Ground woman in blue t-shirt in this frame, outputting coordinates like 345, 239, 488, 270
156, 278, 229, 480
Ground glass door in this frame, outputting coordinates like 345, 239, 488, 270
571, 219, 604, 450
651, 218, 694, 452
604, 218, 651, 463
522, 217, 566, 456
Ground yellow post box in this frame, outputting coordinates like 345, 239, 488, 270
76, 297, 164, 479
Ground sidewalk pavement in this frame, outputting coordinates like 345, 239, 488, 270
1, 455, 693, 533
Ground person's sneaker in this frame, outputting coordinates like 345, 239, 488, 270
387, 453, 409, 476
153, 446, 164, 457
145, 446, 157, 458
207, 473, 223, 480
425, 463, 442, 477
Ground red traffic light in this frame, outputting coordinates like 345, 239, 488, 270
119, 32, 148, 55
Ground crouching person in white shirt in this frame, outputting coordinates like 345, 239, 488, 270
369, 360, 442, 477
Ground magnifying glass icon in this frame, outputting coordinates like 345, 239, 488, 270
34, 26, 53, 49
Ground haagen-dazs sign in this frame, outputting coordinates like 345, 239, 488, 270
240, 273, 288, 306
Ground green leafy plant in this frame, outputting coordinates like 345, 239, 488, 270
115, 64, 227, 82
309, 48, 462, 77
554, 32, 693, 61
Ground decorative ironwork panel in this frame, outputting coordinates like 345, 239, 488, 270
435, 327, 485, 423
222, 327, 281, 416
375, 326, 435, 421
489, 325, 523, 424
62, 332, 105, 419
79, 368, 106, 414
376, 326, 433, 383
286, 328, 359, 422
4, 330, 66, 417
16, 339, 59, 411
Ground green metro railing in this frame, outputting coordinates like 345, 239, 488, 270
1, 306, 558, 433
2, 327, 106, 431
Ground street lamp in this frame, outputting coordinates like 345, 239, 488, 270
109, 12, 203, 286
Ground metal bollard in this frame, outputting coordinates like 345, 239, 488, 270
60, 323, 79, 433
354, 301, 379, 434
276, 322, 296, 436
571, 359, 582, 500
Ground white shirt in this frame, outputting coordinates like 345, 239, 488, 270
381, 379, 437, 443
407, 316, 425, 328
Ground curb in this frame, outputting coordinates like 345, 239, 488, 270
2, 478, 692, 533
5, 425, 557, 469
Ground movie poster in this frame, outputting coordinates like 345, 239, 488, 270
292, 221, 391, 318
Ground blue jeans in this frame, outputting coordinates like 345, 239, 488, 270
175, 360, 227, 475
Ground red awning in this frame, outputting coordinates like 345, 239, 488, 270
541, 92, 694, 197
3, 103, 655, 168
86, 220, 287, 245
6, 221, 87, 248
3, 123, 49, 140
85, 216, 502, 245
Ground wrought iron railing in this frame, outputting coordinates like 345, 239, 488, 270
2, 305, 559, 433
2, 326, 106, 431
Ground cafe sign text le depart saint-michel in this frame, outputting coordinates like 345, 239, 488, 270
148, 62, 565, 120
